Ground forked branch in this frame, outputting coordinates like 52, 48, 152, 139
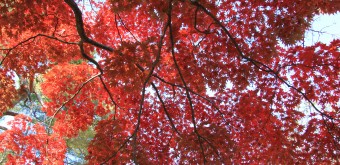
101, 11, 170, 164
168, 0, 208, 163
64, 0, 114, 52
64, 0, 119, 109
151, 83, 181, 135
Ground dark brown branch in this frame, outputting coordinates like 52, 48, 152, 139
138, 62, 229, 127
136, 64, 181, 135
78, 41, 103, 74
281, 63, 340, 70
132, 14, 169, 164
194, 7, 212, 34
102, 12, 170, 165
52, 16, 59, 36
78, 33, 119, 110
151, 83, 181, 135
0, 126, 8, 131
64, 0, 119, 110
100, 134, 132, 164
64, 0, 113, 52
152, 73, 229, 124
132, 84, 145, 163
136, 62, 184, 136
99, 76, 120, 114
167, 1, 207, 163
3, 111, 19, 116
101, 14, 169, 165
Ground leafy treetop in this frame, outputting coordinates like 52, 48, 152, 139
0, 0, 339, 164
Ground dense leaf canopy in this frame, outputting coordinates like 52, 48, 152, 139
0, 0, 339, 164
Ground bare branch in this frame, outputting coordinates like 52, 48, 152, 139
114, 14, 123, 42
116, 13, 140, 42
99, 76, 120, 114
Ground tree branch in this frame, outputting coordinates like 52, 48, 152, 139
102, 11, 170, 164
3, 111, 19, 116
167, 1, 207, 163
0, 34, 77, 66
191, 1, 335, 121
151, 83, 181, 135
64, 0, 114, 52
0, 126, 8, 131
64, 0, 119, 109
47, 73, 101, 132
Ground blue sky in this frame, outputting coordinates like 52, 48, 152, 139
305, 13, 340, 45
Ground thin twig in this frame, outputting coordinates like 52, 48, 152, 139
47, 73, 100, 132
0, 126, 8, 131
151, 83, 181, 135
167, 0, 207, 163
3, 111, 19, 116
0, 34, 77, 66
101, 11, 170, 165
114, 14, 123, 42
117, 13, 140, 42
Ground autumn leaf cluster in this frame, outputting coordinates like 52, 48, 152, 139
0, 0, 339, 164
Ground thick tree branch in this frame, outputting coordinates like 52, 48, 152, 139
64, 0, 119, 109
78, 41, 103, 73
63, 0, 114, 52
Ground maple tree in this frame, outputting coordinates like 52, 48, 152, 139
0, 0, 339, 164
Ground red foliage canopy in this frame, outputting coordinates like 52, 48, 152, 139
0, 0, 339, 164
